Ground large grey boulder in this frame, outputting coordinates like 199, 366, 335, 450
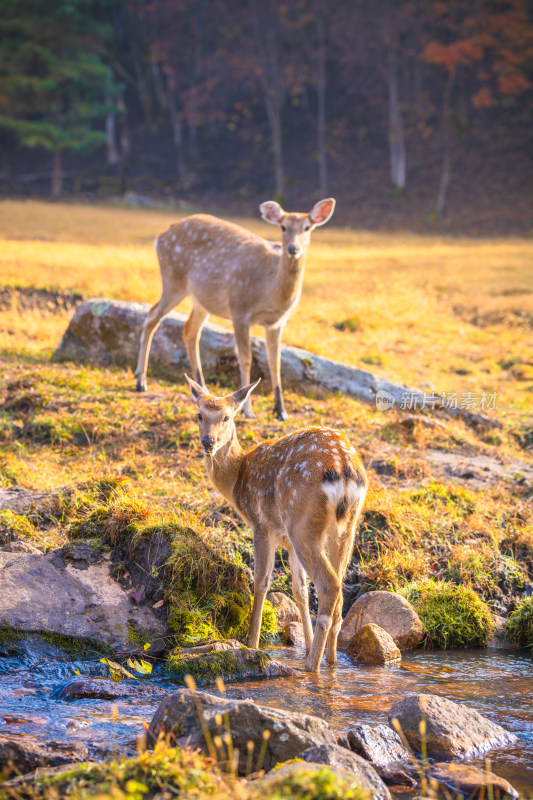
300, 744, 391, 800
339, 590, 424, 650
388, 694, 517, 760
53, 299, 496, 427
0, 544, 167, 653
147, 689, 338, 775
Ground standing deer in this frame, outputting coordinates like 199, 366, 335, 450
186, 376, 368, 673
135, 198, 336, 420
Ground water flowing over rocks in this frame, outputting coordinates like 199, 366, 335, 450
147, 688, 339, 774
346, 623, 401, 664
388, 694, 518, 759
0, 543, 168, 653
339, 590, 425, 650
300, 744, 392, 800
429, 762, 519, 798
53, 299, 496, 428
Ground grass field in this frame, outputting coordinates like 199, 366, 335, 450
0, 198, 532, 640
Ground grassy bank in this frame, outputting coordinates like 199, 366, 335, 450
0, 199, 532, 637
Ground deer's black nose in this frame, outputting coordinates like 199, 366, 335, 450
287, 244, 299, 256
202, 436, 214, 451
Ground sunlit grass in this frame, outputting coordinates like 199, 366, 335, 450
1, 199, 531, 424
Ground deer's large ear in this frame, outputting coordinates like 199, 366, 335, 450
185, 374, 209, 405
309, 197, 336, 226
226, 379, 261, 413
260, 201, 284, 225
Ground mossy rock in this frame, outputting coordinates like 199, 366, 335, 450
0, 627, 110, 658
399, 579, 494, 648
166, 645, 295, 685
505, 597, 533, 648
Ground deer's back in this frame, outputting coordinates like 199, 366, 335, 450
233, 428, 367, 532
155, 214, 280, 318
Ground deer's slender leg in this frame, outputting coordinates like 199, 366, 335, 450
233, 319, 255, 418
287, 545, 313, 650
135, 290, 186, 391
248, 529, 276, 649
265, 323, 288, 421
289, 522, 340, 672
183, 302, 209, 388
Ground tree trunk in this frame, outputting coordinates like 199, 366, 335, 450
117, 92, 130, 195
105, 93, 119, 166
436, 73, 454, 219
250, 0, 285, 200
315, 1, 328, 197
269, 102, 284, 199
168, 74, 185, 179
387, 48, 406, 190
51, 150, 63, 197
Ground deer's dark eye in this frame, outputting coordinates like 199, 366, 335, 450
224, 415, 230, 422
197, 413, 203, 421
305, 224, 311, 231
281, 224, 286, 232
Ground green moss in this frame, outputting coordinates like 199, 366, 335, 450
68, 493, 151, 543
1, 744, 229, 800
505, 597, 533, 648
0, 626, 111, 657
400, 579, 494, 648
166, 648, 243, 684
259, 765, 371, 800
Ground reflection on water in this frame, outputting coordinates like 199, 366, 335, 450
1, 642, 532, 792
222, 647, 533, 793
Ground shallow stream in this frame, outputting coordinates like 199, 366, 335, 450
1, 639, 532, 793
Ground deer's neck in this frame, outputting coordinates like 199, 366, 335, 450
205, 434, 244, 505
273, 253, 306, 309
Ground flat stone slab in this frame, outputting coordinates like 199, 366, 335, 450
0, 545, 167, 653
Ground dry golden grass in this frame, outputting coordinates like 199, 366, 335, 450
0, 199, 531, 600
1, 199, 531, 424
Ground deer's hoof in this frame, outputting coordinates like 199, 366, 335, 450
136, 379, 147, 393
274, 407, 289, 422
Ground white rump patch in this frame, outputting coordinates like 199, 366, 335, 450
322, 476, 364, 509
153, 235, 159, 251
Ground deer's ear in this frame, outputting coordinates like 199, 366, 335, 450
260, 201, 284, 225
226, 379, 261, 412
309, 197, 336, 226
185, 374, 209, 405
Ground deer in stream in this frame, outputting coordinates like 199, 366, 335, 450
135, 198, 336, 420
186, 376, 368, 673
